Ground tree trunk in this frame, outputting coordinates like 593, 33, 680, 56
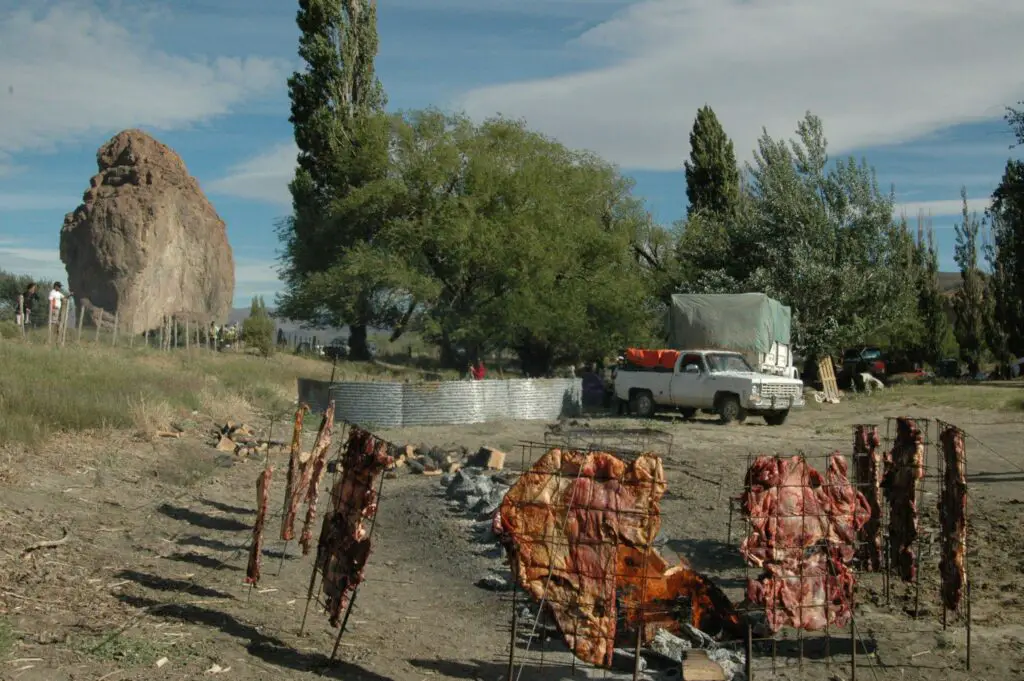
348, 324, 370, 360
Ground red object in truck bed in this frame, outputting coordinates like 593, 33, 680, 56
624, 348, 680, 370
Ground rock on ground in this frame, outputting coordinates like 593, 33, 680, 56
60, 129, 234, 333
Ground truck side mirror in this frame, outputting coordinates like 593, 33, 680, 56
684, 364, 700, 374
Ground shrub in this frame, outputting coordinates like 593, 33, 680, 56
242, 296, 275, 357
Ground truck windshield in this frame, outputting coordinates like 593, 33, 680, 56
706, 353, 753, 373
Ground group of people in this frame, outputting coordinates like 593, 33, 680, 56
15, 281, 69, 329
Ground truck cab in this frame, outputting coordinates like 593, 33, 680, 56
614, 349, 805, 425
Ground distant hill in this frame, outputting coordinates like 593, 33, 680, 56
936, 271, 961, 294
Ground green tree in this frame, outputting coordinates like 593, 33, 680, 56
952, 189, 988, 367
242, 297, 276, 357
278, 0, 392, 360
684, 105, 740, 218
913, 213, 957, 364
736, 113, 916, 360
986, 159, 1024, 357
353, 111, 655, 375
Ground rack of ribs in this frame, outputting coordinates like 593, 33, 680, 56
497, 448, 668, 667
245, 466, 273, 585
316, 426, 393, 627
853, 425, 884, 571
884, 418, 925, 582
280, 403, 310, 541
283, 403, 335, 543
938, 425, 967, 612
740, 454, 869, 633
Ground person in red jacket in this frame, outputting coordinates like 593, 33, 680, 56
471, 359, 486, 380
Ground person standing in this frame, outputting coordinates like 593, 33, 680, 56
47, 282, 66, 328
19, 283, 39, 328
471, 359, 487, 381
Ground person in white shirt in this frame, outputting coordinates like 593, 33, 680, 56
48, 282, 66, 326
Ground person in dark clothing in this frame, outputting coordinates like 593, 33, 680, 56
19, 283, 39, 328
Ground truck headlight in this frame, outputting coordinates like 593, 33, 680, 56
750, 384, 760, 399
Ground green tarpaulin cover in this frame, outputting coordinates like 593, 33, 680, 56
667, 293, 791, 354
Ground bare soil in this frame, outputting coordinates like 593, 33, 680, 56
1, 397, 1023, 681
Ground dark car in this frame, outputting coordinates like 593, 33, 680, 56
840, 346, 887, 388
324, 337, 349, 360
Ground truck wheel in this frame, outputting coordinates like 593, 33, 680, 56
630, 391, 656, 419
679, 407, 697, 420
763, 410, 789, 426
717, 396, 745, 425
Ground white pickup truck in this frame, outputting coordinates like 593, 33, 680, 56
614, 350, 805, 425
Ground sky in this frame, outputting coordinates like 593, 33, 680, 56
2, 0, 1023, 308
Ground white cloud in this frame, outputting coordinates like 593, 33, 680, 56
0, 242, 68, 282
456, 0, 1024, 170
0, 193, 79, 212
894, 198, 992, 218
0, 240, 282, 301
0, 3, 285, 160
207, 143, 297, 205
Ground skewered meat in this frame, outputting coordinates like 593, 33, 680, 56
883, 417, 925, 582
740, 454, 868, 633
938, 426, 967, 612
245, 467, 273, 585
745, 548, 856, 631
497, 448, 667, 667
299, 402, 336, 555
283, 403, 334, 542
317, 427, 393, 627
280, 404, 310, 540
853, 425, 883, 571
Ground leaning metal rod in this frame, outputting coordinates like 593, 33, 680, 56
507, 582, 518, 681
298, 558, 321, 636
632, 477, 657, 681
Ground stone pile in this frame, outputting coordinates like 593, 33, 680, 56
390, 444, 506, 477
212, 422, 287, 458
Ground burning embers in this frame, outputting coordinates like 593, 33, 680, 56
740, 454, 870, 633
496, 448, 741, 668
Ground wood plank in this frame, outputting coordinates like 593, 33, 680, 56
681, 650, 726, 681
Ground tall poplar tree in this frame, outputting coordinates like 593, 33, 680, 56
278, 0, 389, 359
683, 105, 740, 217
952, 188, 988, 368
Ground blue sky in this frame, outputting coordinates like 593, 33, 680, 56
2, 0, 1023, 308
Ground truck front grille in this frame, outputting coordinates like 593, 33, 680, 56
762, 384, 801, 399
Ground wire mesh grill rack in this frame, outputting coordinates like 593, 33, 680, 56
298, 422, 397, 663
500, 440, 689, 681
735, 450, 865, 680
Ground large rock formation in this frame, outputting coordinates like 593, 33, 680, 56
60, 129, 234, 333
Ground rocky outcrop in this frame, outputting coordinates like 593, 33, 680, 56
60, 129, 234, 333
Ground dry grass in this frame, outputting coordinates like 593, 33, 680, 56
857, 382, 1024, 412
0, 338, 408, 446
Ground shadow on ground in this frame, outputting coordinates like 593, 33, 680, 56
116, 594, 394, 680
158, 503, 250, 532
115, 569, 236, 599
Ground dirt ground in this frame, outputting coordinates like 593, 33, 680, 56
1, 395, 1022, 681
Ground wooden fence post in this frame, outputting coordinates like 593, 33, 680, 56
185, 318, 190, 350
111, 311, 119, 346
77, 306, 85, 343
172, 315, 177, 349
94, 309, 102, 343
129, 316, 135, 348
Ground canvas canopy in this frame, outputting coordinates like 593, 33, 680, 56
667, 293, 791, 354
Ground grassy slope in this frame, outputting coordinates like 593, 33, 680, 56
0, 335, 1019, 446
0, 339, 423, 446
